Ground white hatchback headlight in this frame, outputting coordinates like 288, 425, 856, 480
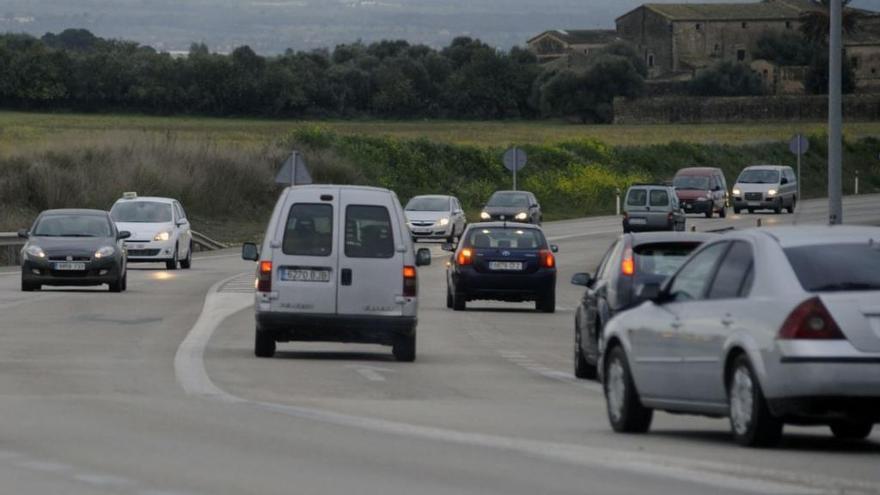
480, 211, 490, 220
154, 231, 172, 241
438, 217, 450, 226
515, 212, 528, 221
732, 188, 741, 196
767, 189, 777, 197
94, 246, 115, 259
25, 245, 46, 259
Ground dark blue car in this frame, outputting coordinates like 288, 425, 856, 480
444, 222, 557, 313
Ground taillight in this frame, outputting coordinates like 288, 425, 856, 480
621, 247, 635, 276
778, 297, 844, 340
457, 248, 473, 266
403, 265, 417, 297
257, 260, 272, 292
540, 249, 555, 269
667, 212, 674, 221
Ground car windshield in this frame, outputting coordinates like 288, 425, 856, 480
634, 242, 702, 279
32, 214, 113, 237
785, 243, 880, 292
674, 176, 710, 190
738, 169, 779, 184
111, 201, 173, 223
465, 227, 545, 250
405, 197, 449, 212
487, 193, 529, 208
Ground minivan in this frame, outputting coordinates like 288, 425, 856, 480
622, 185, 686, 233
242, 185, 432, 362
672, 167, 728, 218
732, 165, 797, 214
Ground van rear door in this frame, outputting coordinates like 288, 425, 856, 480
337, 190, 405, 317
270, 188, 339, 315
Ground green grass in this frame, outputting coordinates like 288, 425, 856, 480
1, 111, 879, 152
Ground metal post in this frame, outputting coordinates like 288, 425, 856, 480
796, 139, 802, 201
828, 0, 843, 225
513, 147, 518, 191
855, 170, 860, 195
615, 188, 621, 216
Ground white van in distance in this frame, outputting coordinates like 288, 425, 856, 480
242, 185, 432, 361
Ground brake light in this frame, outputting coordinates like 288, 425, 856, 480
621, 247, 635, 276
540, 249, 555, 269
403, 265, 417, 297
778, 297, 844, 340
257, 260, 272, 292
457, 248, 473, 266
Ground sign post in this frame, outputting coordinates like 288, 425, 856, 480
788, 134, 808, 201
275, 151, 313, 186
502, 147, 528, 191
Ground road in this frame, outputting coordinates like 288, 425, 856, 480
0, 195, 878, 495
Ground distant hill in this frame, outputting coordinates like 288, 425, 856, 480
2, 0, 873, 54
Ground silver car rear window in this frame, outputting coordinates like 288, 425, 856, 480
785, 244, 880, 292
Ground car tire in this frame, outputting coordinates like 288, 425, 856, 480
773, 199, 782, 215
109, 275, 123, 293
622, 225, 631, 234
574, 325, 596, 380
179, 242, 193, 269
734, 207, 741, 215
446, 286, 453, 309
166, 244, 179, 270
719, 206, 727, 218
21, 280, 40, 292
705, 208, 713, 219
121, 271, 127, 292
453, 291, 466, 311
747, 208, 755, 214
786, 197, 796, 214
830, 421, 873, 440
728, 355, 783, 447
604, 345, 653, 433
537, 290, 555, 313
254, 328, 276, 358
392, 332, 416, 362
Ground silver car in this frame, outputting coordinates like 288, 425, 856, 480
600, 226, 880, 447
405, 195, 467, 242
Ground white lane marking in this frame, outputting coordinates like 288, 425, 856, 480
172, 282, 870, 495
346, 364, 394, 382
73, 473, 135, 487
547, 229, 620, 242
15, 460, 72, 473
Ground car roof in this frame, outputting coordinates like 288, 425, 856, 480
628, 232, 712, 245
408, 194, 452, 200
490, 190, 531, 195
41, 208, 108, 216
748, 225, 880, 248
628, 184, 673, 190
467, 221, 541, 229
675, 167, 721, 176
742, 165, 787, 171
114, 196, 176, 204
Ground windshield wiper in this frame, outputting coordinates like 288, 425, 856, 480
811, 282, 880, 292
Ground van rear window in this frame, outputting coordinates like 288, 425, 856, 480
626, 189, 647, 206
345, 205, 395, 259
649, 190, 669, 207
283, 204, 333, 256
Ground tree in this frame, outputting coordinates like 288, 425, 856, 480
753, 32, 813, 66
688, 61, 764, 97
800, 0, 858, 46
804, 49, 856, 94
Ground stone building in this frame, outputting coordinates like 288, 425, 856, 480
526, 29, 621, 63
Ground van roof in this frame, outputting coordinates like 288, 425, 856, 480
283, 185, 393, 194
115, 196, 176, 204
675, 167, 721, 176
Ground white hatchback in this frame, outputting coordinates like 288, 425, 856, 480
110, 194, 193, 270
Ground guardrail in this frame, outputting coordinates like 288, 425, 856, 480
0, 230, 227, 266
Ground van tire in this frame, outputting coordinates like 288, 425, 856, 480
787, 197, 796, 214
254, 328, 276, 358
719, 206, 727, 218
393, 333, 416, 362
704, 208, 713, 219
453, 292, 466, 311
734, 206, 741, 215
773, 200, 782, 214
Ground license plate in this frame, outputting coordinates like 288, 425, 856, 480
55, 262, 86, 271
748, 201, 760, 207
629, 218, 647, 225
489, 261, 523, 271
281, 268, 330, 282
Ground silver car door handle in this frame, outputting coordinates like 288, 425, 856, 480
721, 316, 734, 327
671, 321, 682, 329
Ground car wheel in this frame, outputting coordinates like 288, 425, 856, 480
830, 421, 873, 440
453, 291, 466, 311
537, 290, 555, 313
392, 332, 416, 362
574, 324, 596, 380
21, 280, 40, 292
728, 355, 783, 447
747, 208, 755, 214
121, 271, 128, 292
719, 206, 727, 218
622, 225, 631, 234
705, 208, 713, 219
786, 197, 796, 214
179, 242, 193, 269
166, 244, 179, 270
109, 275, 123, 293
604, 345, 653, 433
773, 199, 782, 214
254, 327, 276, 358
734, 207, 741, 215
446, 286, 453, 309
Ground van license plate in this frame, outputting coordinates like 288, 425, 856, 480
281, 268, 330, 282
55, 262, 86, 271
489, 261, 523, 271
629, 218, 646, 225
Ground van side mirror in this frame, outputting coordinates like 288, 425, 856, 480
117, 231, 132, 240
416, 248, 432, 267
571, 272, 592, 287
636, 282, 663, 303
17, 229, 29, 239
780, 177, 789, 185
550, 244, 559, 253
242, 242, 260, 261
441, 243, 456, 252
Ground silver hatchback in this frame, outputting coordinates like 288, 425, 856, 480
600, 226, 880, 446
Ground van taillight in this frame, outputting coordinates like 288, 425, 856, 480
403, 266, 417, 297
457, 248, 473, 266
621, 247, 635, 276
539, 249, 555, 269
257, 261, 272, 292
778, 297, 844, 340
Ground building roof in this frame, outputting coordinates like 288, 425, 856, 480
641, 2, 805, 21
527, 29, 619, 46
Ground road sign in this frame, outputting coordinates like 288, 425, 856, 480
502, 147, 527, 190
789, 134, 808, 202
275, 151, 313, 186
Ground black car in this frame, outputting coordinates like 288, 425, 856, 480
19, 209, 131, 292
570, 232, 709, 379
479, 191, 542, 225
445, 222, 557, 312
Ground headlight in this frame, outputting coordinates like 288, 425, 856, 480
94, 246, 115, 259
732, 188, 741, 196
154, 231, 171, 241
515, 212, 528, 221
438, 217, 450, 226
25, 245, 46, 260
480, 211, 490, 220
767, 189, 777, 197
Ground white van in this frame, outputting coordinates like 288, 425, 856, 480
731, 165, 797, 214
242, 185, 432, 361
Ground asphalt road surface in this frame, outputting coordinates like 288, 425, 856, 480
1, 195, 878, 495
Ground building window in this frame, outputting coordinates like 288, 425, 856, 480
785, 21, 792, 29
742, 22, 748, 29
696, 23, 702, 31
737, 49, 746, 62
851, 57, 859, 69
669, 24, 674, 33
647, 54, 655, 67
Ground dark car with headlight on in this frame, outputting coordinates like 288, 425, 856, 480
19, 209, 131, 292
479, 191, 542, 225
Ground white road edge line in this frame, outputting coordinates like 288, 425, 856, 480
172, 274, 879, 495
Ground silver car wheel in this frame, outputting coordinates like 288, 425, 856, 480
606, 357, 626, 423
730, 367, 754, 436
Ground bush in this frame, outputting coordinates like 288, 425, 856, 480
689, 61, 764, 97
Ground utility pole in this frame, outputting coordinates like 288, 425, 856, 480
828, 0, 843, 225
